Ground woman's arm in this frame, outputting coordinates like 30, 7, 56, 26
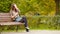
14, 12, 18, 17
10, 10, 13, 18
11, 13, 18, 19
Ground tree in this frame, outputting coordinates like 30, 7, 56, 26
55, 0, 60, 15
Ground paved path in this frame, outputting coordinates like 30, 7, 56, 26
1, 30, 60, 34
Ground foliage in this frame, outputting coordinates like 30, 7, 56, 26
0, 0, 56, 15
0, 0, 60, 31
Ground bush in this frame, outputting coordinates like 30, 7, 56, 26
0, 0, 55, 15
0, 0, 60, 31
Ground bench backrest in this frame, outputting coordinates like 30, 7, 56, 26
0, 13, 12, 22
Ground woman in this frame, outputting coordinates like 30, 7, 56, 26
10, 3, 29, 32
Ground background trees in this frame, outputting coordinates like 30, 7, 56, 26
0, 0, 56, 16
0, 0, 60, 31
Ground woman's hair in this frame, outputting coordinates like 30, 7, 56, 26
11, 3, 19, 12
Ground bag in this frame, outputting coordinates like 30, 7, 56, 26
15, 16, 22, 22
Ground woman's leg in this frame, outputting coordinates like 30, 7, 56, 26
21, 16, 29, 32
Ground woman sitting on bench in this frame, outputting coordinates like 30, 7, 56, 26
10, 3, 29, 32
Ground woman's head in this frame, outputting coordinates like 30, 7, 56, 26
11, 3, 18, 12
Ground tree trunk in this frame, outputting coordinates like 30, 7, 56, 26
55, 0, 60, 15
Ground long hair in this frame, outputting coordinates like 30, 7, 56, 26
10, 3, 19, 12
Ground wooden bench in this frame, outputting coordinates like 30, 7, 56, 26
0, 13, 26, 32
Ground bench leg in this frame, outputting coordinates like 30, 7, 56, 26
0, 29, 1, 34
0, 25, 3, 34
0, 32, 1, 34
16, 25, 18, 32
0, 25, 1, 34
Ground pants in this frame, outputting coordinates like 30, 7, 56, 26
15, 16, 28, 27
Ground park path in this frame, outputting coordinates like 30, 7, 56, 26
1, 30, 60, 34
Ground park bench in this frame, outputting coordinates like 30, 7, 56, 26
0, 13, 27, 32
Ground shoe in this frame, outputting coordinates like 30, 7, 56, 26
26, 27, 29, 29
25, 27, 29, 32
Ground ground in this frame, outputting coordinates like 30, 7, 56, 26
1, 30, 60, 34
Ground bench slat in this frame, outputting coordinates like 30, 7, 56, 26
0, 16, 10, 17
0, 22, 24, 25
0, 18, 12, 22
0, 13, 11, 22
0, 13, 10, 15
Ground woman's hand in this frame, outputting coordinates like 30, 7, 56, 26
11, 16, 15, 18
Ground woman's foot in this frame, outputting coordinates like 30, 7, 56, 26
25, 27, 29, 32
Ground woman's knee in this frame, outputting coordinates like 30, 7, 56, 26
22, 16, 26, 19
